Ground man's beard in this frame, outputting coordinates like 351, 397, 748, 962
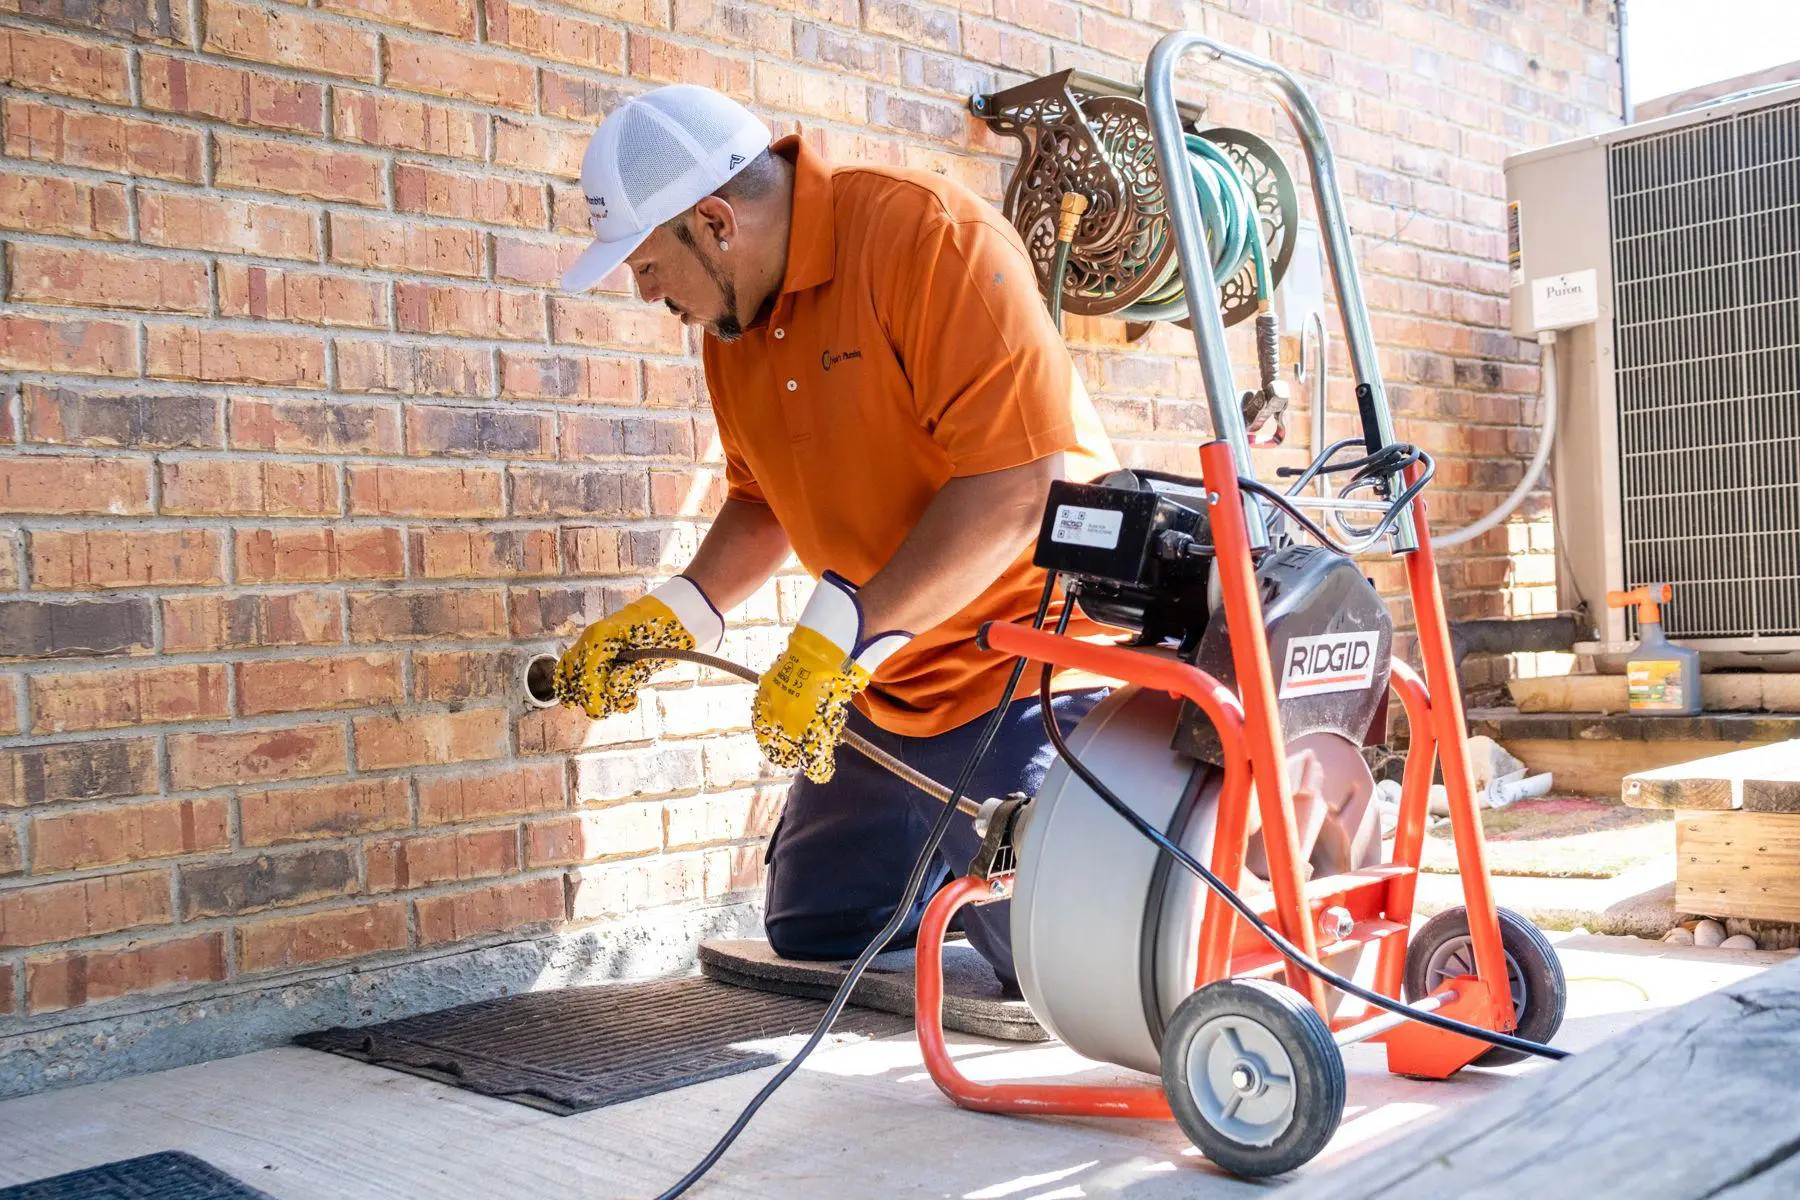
670, 225, 743, 343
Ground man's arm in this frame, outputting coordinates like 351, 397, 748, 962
682, 497, 793, 614
854, 453, 1061, 636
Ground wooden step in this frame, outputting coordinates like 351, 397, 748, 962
1508, 673, 1800, 714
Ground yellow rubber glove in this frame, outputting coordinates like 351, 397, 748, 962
555, 576, 723, 719
753, 572, 912, 784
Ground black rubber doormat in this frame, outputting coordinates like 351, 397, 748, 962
297, 975, 912, 1114
0, 1152, 275, 1199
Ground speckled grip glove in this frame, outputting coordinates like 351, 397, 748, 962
554, 576, 723, 720
752, 572, 912, 784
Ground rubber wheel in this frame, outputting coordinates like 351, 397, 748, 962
1402, 906, 1566, 1067
1160, 978, 1346, 1178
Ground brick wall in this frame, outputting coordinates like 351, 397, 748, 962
0, 0, 1617, 1059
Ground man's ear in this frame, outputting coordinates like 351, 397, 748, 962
692, 195, 740, 246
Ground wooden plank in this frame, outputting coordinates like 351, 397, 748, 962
1677, 809, 1800, 922
1624, 739, 1800, 810
1283, 957, 1800, 1200
1506, 674, 1779, 714
1503, 737, 1767, 800
1742, 760, 1800, 813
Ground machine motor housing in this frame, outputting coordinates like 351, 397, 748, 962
1176, 544, 1391, 764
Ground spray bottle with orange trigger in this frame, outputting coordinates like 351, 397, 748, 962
1606, 584, 1701, 716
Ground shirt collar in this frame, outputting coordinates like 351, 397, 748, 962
776, 134, 835, 296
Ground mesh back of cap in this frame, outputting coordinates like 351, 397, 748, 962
673, 102, 741, 154
618, 108, 698, 213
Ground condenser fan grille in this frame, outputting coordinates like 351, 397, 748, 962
1608, 100, 1800, 639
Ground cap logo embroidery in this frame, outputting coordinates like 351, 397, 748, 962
729, 153, 745, 169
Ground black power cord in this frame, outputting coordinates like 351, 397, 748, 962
648, 574, 1063, 1200
1033, 589, 1568, 1062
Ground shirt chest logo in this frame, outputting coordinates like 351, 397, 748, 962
820, 348, 863, 372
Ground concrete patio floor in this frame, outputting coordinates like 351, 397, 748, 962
0, 933, 1788, 1200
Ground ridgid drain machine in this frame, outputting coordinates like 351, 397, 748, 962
537, 33, 1573, 1199
904, 33, 1569, 1177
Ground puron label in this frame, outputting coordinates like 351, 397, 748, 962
1278, 631, 1380, 699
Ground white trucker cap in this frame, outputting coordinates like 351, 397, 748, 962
560, 85, 773, 292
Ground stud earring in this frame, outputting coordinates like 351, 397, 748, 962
718, 240, 729, 252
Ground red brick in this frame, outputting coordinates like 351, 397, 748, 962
549, 297, 683, 353
492, 118, 588, 176
0, 820, 18, 874
141, 53, 325, 135
334, 340, 492, 397
383, 36, 535, 111
524, 804, 661, 867
0, 27, 128, 103
240, 776, 410, 847
418, 760, 565, 825
25, 933, 226, 1015
353, 707, 508, 770
367, 827, 519, 892
0, 172, 128, 240
347, 464, 504, 518
489, 0, 625, 70
411, 527, 557, 578
558, 0, 668, 24
0, 457, 150, 516
393, 163, 548, 229
30, 798, 231, 873
563, 414, 695, 462
414, 876, 562, 946
568, 856, 702, 921
413, 649, 516, 704
0, 961, 10, 1011
516, 698, 649, 756
540, 71, 634, 122
202, 0, 378, 80
347, 588, 508, 642
627, 31, 752, 91
236, 653, 404, 716
235, 527, 404, 583
492, 235, 593, 288
396, 282, 546, 341
664, 789, 774, 848
3, 98, 203, 182
757, 63, 868, 124
0, 686, 18, 738
28, 530, 220, 591
507, 582, 627, 638
180, 846, 358, 918
8, 244, 208, 314
167, 722, 347, 790
509, 467, 651, 518
650, 468, 726, 518
229, 397, 402, 455
0, 314, 134, 377
329, 211, 482, 278
160, 460, 337, 517
331, 88, 487, 160
322, 0, 475, 36
405, 406, 553, 460
500, 351, 636, 404
219, 265, 387, 330
0, 739, 157, 809
147, 326, 327, 389
161, 591, 343, 652
214, 132, 384, 205
236, 901, 408, 973
0, 870, 171, 949
643, 361, 705, 409
675, 0, 791, 52
138, 191, 318, 260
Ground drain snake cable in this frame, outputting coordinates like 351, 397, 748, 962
605, 589, 1567, 1198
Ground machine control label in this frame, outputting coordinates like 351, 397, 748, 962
1050, 504, 1123, 549
1278, 631, 1380, 699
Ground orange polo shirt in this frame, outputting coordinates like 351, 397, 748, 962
703, 135, 1120, 737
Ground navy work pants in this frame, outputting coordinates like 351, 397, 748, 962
762, 687, 1108, 988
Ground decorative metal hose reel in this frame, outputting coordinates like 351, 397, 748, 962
971, 70, 1303, 436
